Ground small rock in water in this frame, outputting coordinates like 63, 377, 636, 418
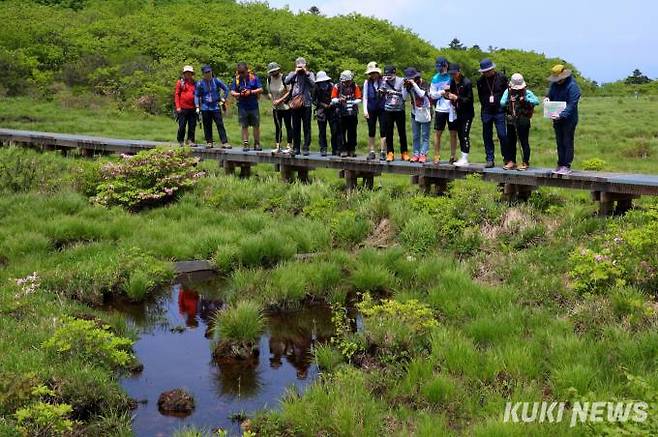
157, 389, 195, 416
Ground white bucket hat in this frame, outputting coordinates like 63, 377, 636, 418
509, 73, 527, 90
182, 65, 194, 73
340, 70, 354, 82
316, 71, 331, 82
365, 61, 382, 75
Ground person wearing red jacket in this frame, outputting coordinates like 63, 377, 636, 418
174, 65, 197, 146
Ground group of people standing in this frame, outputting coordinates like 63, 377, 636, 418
174, 56, 581, 174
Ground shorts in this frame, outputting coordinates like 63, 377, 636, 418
366, 110, 386, 138
434, 111, 458, 131
239, 107, 260, 128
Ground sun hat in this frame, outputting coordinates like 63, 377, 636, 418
447, 63, 461, 74
383, 65, 397, 76
316, 71, 332, 82
404, 67, 421, 80
340, 70, 354, 82
182, 65, 194, 73
295, 57, 307, 68
548, 64, 572, 82
267, 62, 281, 74
435, 56, 449, 70
365, 61, 382, 75
509, 73, 527, 90
478, 58, 496, 73
201, 65, 212, 73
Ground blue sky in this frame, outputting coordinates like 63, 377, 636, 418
262, 0, 657, 83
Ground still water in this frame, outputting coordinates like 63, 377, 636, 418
104, 273, 333, 436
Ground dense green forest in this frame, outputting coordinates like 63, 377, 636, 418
0, 0, 598, 114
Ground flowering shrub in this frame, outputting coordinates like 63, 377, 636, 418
93, 148, 204, 210
14, 272, 40, 298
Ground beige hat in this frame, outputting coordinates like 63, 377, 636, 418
365, 61, 382, 75
182, 65, 194, 73
548, 64, 572, 82
509, 73, 526, 90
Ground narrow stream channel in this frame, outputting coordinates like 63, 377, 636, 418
103, 272, 333, 436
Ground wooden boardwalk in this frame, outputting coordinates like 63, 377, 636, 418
2, 128, 657, 216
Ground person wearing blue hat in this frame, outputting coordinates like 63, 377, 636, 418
430, 56, 458, 164
476, 58, 508, 168
195, 65, 230, 149
230, 62, 264, 152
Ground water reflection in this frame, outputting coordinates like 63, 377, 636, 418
105, 274, 334, 436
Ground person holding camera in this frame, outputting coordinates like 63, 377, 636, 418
447, 63, 474, 167
230, 62, 264, 152
500, 73, 540, 171
380, 65, 409, 162
331, 70, 362, 158
403, 67, 431, 164
362, 62, 386, 161
284, 57, 316, 156
429, 57, 458, 164
174, 65, 197, 147
194, 65, 230, 149
314, 71, 338, 156
266, 62, 293, 155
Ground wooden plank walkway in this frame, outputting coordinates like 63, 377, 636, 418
2, 128, 657, 216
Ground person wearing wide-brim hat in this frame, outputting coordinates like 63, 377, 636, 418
499, 73, 540, 171
195, 64, 231, 149
313, 71, 339, 156
446, 63, 474, 167
174, 65, 198, 147
545, 64, 581, 175
363, 61, 386, 160
266, 62, 293, 154
476, 58, 508, 168
331, 70, 362, 158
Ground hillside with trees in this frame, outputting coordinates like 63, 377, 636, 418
1, 0, 594, 114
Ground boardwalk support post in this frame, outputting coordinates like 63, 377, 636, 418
279, 164, 312, 183
418, 176, 449, 195
342, 170, 378, 191
502, 183, 536, 203
592, 191, 638, 216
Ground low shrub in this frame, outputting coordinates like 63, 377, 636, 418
331, 210, 371, 247
399, 214, 438, 253
43, 317, 134, 370
15, 400, 75, 436
0, 147, 70, 194
93, 148, 205, 210
581, 157, 607, 171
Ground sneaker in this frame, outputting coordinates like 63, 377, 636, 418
448, 156, 456, 165
222, 143, 232, 149
272, 146, 281, 155
410, 154, 420, 163
552, 166, 562, 174
433, 155, 441, 164
401, 151, 410, 161
386, 152, 394, 162
454, 156, 469, 167
254, 144, 262, 152
418, 154, 427, 164
367, 151, 376, 160
503, 161, 517, 170
320, 149, 327, 157
554, 166, 573, 175
283, 146, 293, 155
292, 149, 300, 156
380, 151, 387, 161
350, 152, 357, 158
303, 150, 310, 156
178, 141, 185, 147
242, 142, 250, 152
485, 160, 495, 168
340, 151, 348, 158
205, 143, 213, 149
517, 162, 529, 171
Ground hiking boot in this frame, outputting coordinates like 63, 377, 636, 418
418, 154, 427, 164
367, 151, 376, 160
448, 156, 456, 165
454, 156, 469, 167
386, 152, 394, 162
517, 162, 529, 171
503, 161, 517, 170
410, 154, 420, 163
485, 160, 495, 168
401, 151, 410, 161
242, 142, 250, 152
380, 151, 387, 161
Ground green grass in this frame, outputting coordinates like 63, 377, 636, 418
212, 301, 264, 345
1, 126, 657, 434
2, 95, 657, 173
